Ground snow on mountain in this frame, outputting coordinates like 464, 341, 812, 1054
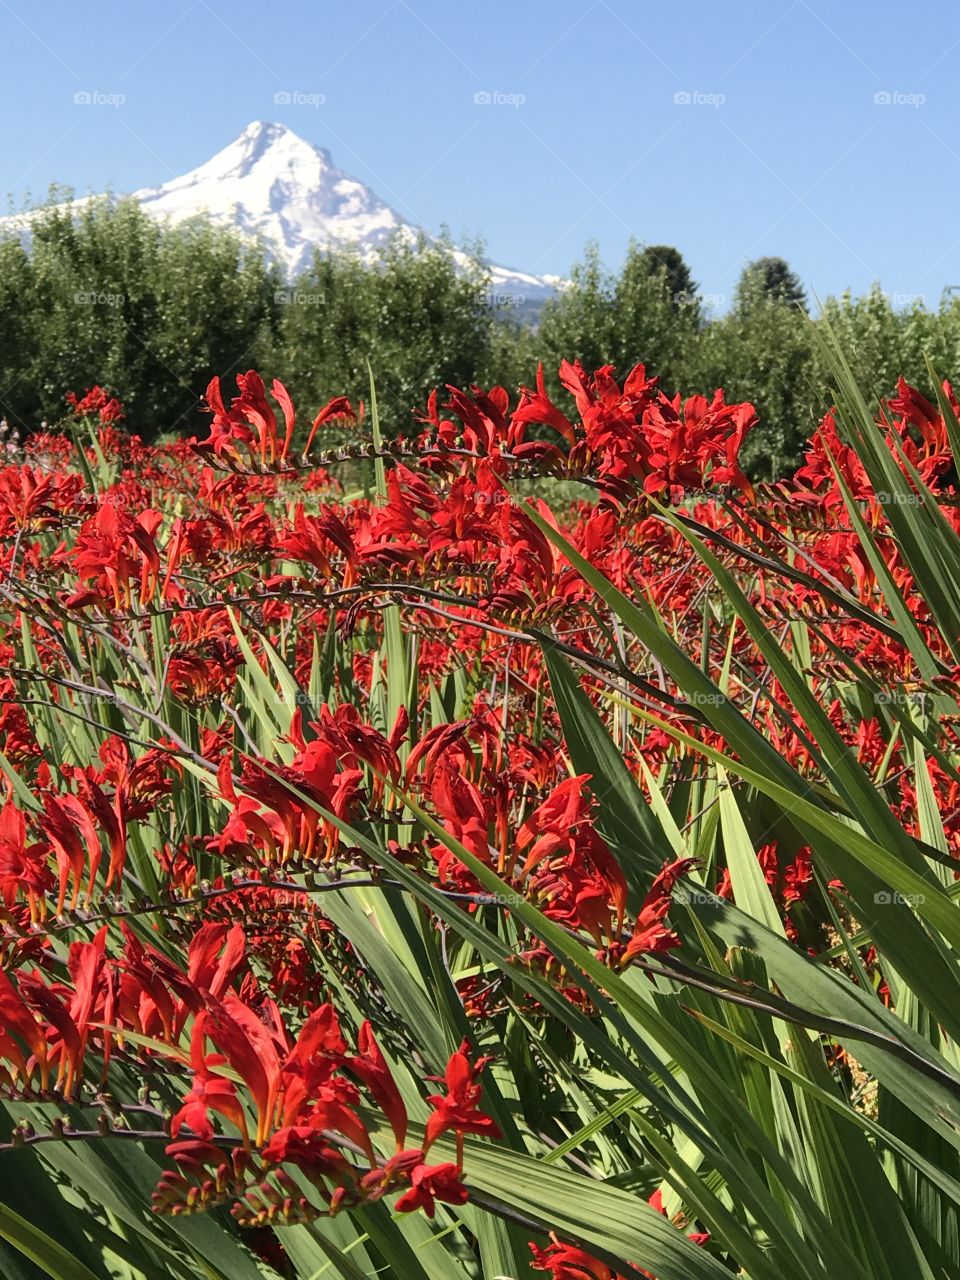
3, 122, 560, 304
133, 122, 405, 275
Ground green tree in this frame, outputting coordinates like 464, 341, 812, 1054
693, 300, 819, 478
5, 195, 282, 437
736, 256, 807, 312
635, 243, 697, 305
0, 237, 38, 428
531, 242, 701, 396
278, 234, 495, 435
535, 244, 616, 381
814, 286, 927, 400
610, 241, 700, 390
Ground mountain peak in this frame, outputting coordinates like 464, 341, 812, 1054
230, 121, 334, 170
128, 123, 405, 270
3, 123, 560, 301
166, 121, 335, 189
239, 119, 288, 140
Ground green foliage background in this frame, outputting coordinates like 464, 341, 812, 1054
5, 194, 960, 476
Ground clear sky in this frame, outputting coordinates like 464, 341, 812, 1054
2, 0, 958, 307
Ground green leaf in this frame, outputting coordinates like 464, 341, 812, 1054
0, 1202, 106, 1280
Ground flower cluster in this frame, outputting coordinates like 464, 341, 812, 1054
66, 384, 125, 425
1, 360, 957, 1273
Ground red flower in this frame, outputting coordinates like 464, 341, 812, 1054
621, 858, 696, 966
66, 385, 124, 424
171, 1064, 247, 1142
394, 1161, 469, 1217
69, 502, 164, 610
347, 1021, 408, 1150
198, 373, 358, 467
201, 995, 284, 1146
0, 970, 50, 1090
0, 797, 51, 918
302, 395, 358, 456
424, 1039, 502, 1150
513, 363, 578, 447
530, 1236, 624, 1279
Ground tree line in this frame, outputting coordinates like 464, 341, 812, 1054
3, 196, 960, 477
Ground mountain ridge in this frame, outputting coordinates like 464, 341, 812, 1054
2, 121, 560, 305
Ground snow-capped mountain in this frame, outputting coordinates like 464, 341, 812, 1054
4, 122, 560, 304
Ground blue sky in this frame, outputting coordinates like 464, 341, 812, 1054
2, 0, 958, 307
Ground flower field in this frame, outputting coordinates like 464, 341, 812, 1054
3, 337, 960, 1280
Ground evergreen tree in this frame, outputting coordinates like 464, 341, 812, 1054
636, 244, 697, 305
610, 241, 700, 390
735, 256, 807, 311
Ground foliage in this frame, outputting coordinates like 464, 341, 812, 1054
7, 201, 960, 480
735, 255, 808, 312
2, 197, 281, 435
692, 296, 820, 474
3, 346, 960, 1278
276, 233, 497, 434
